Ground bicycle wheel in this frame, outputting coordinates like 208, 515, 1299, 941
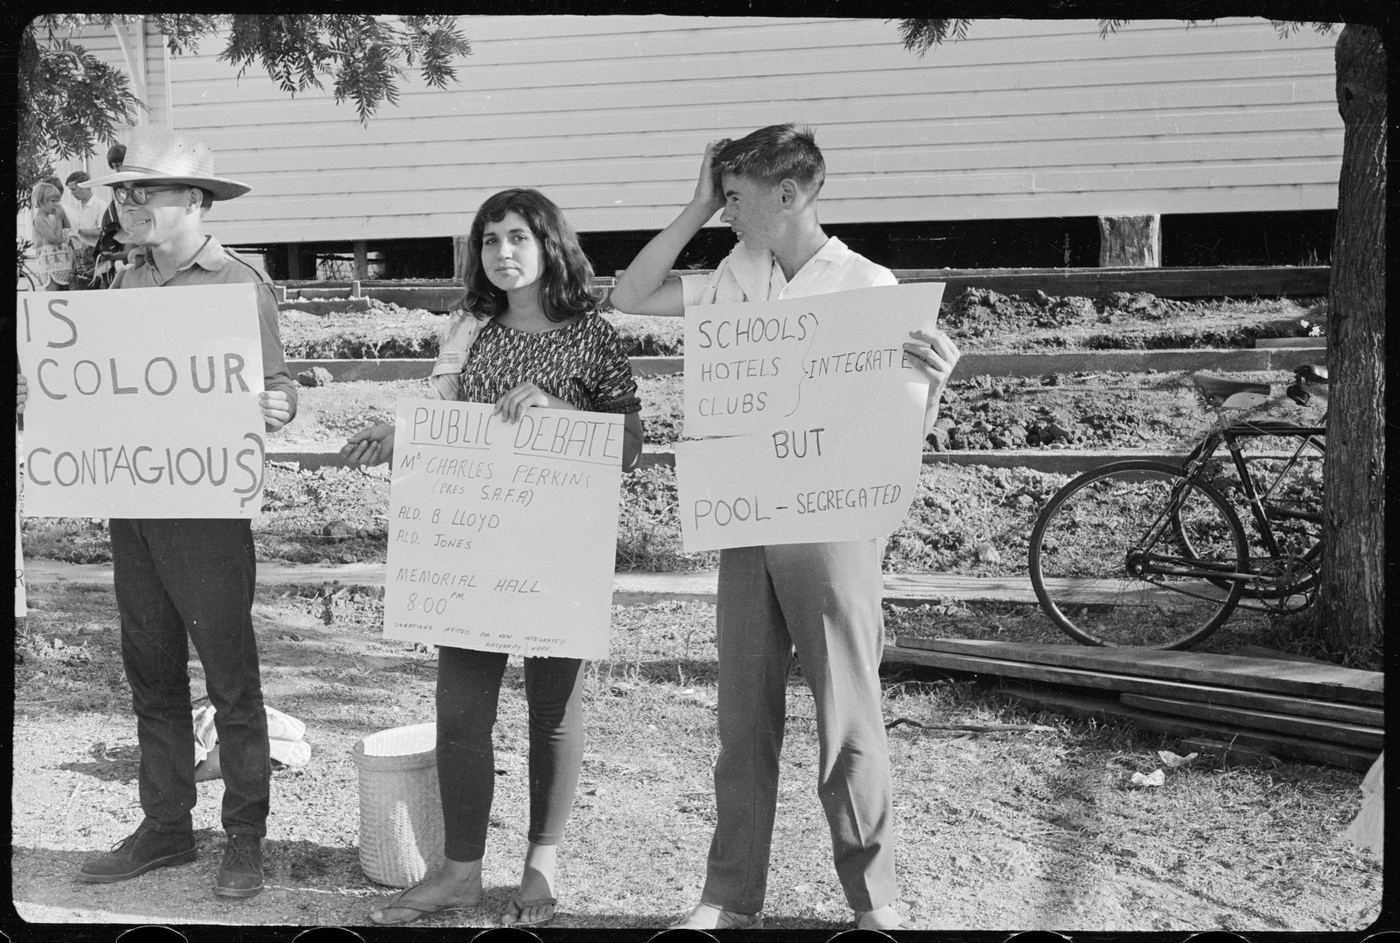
1029, 460, 1248, 649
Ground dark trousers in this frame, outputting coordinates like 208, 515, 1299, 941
109, 518, 270, 837
436, 647, 585, 862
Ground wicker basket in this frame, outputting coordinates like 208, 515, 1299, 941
351, 722, 446, 887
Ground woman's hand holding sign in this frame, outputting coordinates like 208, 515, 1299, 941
493, 382, 576, 424
341, 422, 396, 468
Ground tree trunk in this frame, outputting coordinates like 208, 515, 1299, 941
1322, 25, 1386, 652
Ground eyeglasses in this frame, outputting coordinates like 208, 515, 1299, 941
112, 185, 189, 206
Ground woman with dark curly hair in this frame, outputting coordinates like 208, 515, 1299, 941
343, 188, 643, 928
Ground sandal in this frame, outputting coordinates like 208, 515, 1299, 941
369, 887, 472, 926
500, 891, 557, 928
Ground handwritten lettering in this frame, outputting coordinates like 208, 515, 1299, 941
696, 392, 768, 417
696, 313, 817, 349
802, 347, 904, 378
511, 464, 593, 488
512, 414, 620, 461
412, 405, 495, 446
699, 357, 782, 382
25, 444, 254, 492
425, 456, 494, 478
797, 484, 902, 515
32, 354, 248, 400
771, 428, 825, 459
395, 568, 477, 588
692, 496, 771, 530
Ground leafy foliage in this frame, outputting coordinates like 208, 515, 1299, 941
211, 15, 470, 123
896, 18, 972, 56
898, 17, 1334, 54
17, 20, 144, 202
17, 15, 471, 201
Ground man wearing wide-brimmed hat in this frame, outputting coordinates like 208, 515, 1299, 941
73, 126, 298, 898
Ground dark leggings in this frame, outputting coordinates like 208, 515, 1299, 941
436, 647, 585, 862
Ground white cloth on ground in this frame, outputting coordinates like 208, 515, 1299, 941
1342, 751, 1383, 859
193, 704, 312, 769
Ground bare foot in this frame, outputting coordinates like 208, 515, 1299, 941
500, 844, 558, 927
856, 904, 906, 930
671, 903, 764, 930
370, 859, 483, 926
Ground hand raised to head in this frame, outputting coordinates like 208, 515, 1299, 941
693, 138, 731, 216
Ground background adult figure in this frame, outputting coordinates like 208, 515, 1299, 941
342, 188, 643, 928
19, 127, 299, 899
92, 142, 136, 288
64, 170, 109, 289
29, 180, 72, 290
611, 124, 960, 932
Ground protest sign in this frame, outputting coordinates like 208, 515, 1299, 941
16, 285, 267, 518
676, 387, 927, 551
677, 282, 943, 551
384, 399, 624, 660
15, 512, 26, 618
684, 282, 945, 437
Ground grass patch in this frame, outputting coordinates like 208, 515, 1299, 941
616, 466, 718, 572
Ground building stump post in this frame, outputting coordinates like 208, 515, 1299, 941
1098, 215, 1161, 267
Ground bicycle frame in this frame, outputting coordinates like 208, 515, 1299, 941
1189, 416, 1325, 559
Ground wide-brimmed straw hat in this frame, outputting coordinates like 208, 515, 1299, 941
87, 128, 251, 201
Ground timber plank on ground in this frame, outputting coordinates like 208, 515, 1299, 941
1118, 693, 1384, 751
884, 641, 1383, 728
900, 638, 1384, 707
994, 685, 1378, 772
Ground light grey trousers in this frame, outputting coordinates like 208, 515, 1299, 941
700, 540, 897, 914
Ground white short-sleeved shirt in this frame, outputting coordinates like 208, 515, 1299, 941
74, 196, 109, 248
680, 236, 896, 306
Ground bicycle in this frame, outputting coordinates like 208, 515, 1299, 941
1027, 364, 1327, 650
16, 239, 41, 292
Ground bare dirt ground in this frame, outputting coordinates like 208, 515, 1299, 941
10, 584, 1382, 932
17, 289, 1377, 933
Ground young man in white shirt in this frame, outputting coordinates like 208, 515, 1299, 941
64, 171, 109, 289
611, 124, 959, 932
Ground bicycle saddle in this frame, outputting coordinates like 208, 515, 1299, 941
1192, 373, 1271, 409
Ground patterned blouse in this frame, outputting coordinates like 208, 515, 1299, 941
458, 311, 641, 415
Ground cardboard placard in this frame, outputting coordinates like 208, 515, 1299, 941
384, 399, 624, 660
677, 283, 942, 551
676, 390, 927, 551
684, 282, 945, 437
15, 508, 26, 618
16, 285, 267, 518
